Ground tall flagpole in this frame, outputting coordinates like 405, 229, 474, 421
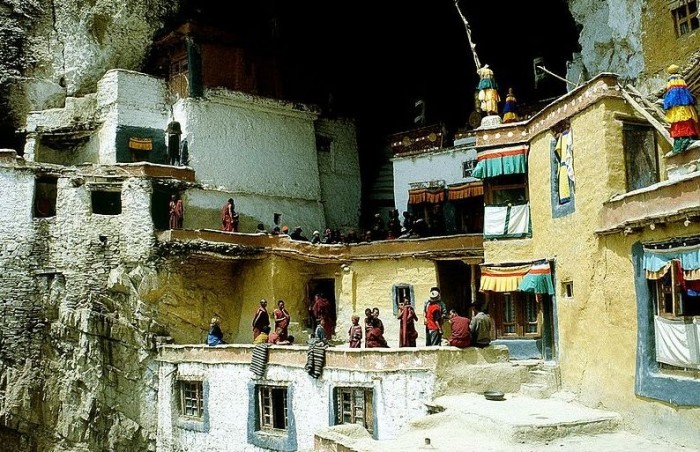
453, 0, 482, 72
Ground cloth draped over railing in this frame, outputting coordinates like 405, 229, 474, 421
408, 188, 445, 205
447, 181, 484, 200
479, 261, 555, 295
471, 145, 528, 179
483, 203, 530, 239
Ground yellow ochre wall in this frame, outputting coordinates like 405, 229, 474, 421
641, 0, 700, 83
485, 94, 700, 441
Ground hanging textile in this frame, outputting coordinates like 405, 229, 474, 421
128, 137, 153, 151
480, 261, 555, 295
483, 203, 530, 239
519, 262, 555, 295
654, 315, 700, 369
447, 182, 484, 200
553, 130, 574, 203
480, 265, 531, 292
643, 242, 700, 280
408, 188, 446, 205
471, 145, 528, 179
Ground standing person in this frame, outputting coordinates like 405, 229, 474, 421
314, 318, 327, 344
371, 307, 384, 333
312, 292, 334, 339
366, 318, 389, 348
166, 120, 182, 166
207, 317, 226, 346
273, 299, 291, 341
470, 301, 494, 348
363, 308, 374, 345
423, 287, 447, 346
424, 296, 444, 346
448, 309, 471, 348
397, 298, 418, 347
348, 315, 363, 348
168, 194, 183, 230
221, 198, 239, 232
251, 298, 270, 340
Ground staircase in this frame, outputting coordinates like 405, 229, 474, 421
619, 84, 673, 145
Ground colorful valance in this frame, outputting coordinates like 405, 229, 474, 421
408, 188, 445, 205
128, 137, 153, 151
471, 145, 528, 179
480, 261, 555, 295
447, 182, 484, 200
643, 242, 700, 279
484, 203, 530, 239
519, 263, 556, 295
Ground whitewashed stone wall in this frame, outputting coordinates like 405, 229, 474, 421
392, 145, 478, 213
157, 354, 434, 452
315, 118, 362, 232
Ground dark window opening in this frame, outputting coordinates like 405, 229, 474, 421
563, 281, 574, 298
453, 196, 484, 234
462, 159, 477, 178
34, 177, 58, 218
623, 123, 658, 192
91, 191, 122, 215
316, 135, 332, 153
257, 385, 288, 431
485, 174, 528, 205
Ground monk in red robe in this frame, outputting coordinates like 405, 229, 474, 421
397, 298, 418, 347
273, 299, 291, 341
312, 293, 334, 339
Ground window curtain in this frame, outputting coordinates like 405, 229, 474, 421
447, 182, 484, 200
480, 261, 555, 295
471, 145, 528, 179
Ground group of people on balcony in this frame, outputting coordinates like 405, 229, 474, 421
207, 287, 493, 350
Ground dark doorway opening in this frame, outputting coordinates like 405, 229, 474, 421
91, 191, 122, 215
152, 187, 179, 230
307, 278, 336, 336
436, 260, 475, 317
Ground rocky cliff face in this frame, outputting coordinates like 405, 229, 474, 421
0, 1, 653, 451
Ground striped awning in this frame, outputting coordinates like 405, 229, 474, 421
480, 261, 555, 295
471, 145, 528, 179
447, 182, 484, 200
408, 188, 445, 205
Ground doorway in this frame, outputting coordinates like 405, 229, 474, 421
436, 260, 475, 316
307, 278, 336, 335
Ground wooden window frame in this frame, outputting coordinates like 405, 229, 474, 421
462, 159, 477, 178
257, 385, 288, 432
652, 260, 700, 319
179, 380, 204, 418
484, 174, 529, 205
334, 387, 374, 434
562, 281, 574, 298
672, 1, 699, 36
491, 292, 542, 339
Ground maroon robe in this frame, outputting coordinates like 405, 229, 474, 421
398, 305, 418, 347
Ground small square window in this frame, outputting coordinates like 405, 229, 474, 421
91, 191, 122, 215
180, 380, 204, 418
316, 135, 332, 153
462, 160, 477, 178
334, 387, 373, 434
562, 281, 574, 298
257, 385, 288, 432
